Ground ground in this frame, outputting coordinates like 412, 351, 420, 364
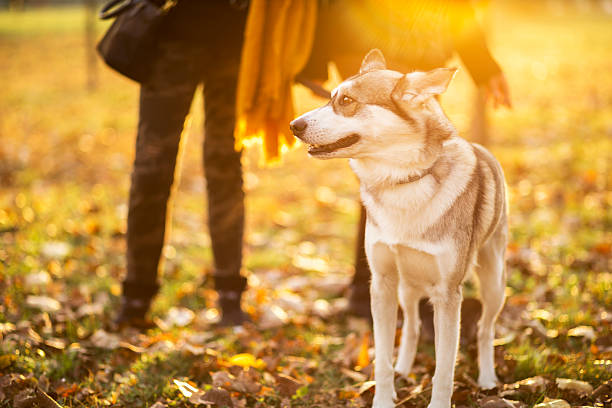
0, 2, 611, 408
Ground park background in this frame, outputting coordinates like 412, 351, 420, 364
0, 0, 611, 407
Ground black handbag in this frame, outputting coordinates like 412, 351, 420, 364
96, 0, 174, 83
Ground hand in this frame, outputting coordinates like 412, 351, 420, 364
481, 73, 512, 109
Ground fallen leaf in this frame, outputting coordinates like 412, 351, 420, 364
193, 387, 233, 407
534, 399, 570, 408
212, 371, 234, 389
165, 307, 195, 327
90, 330, 120, 349
358, 380, 376, 395
591, 379, 611, 400
188, 391, 214, 405
556, 378, 593, 395
24, 271, 51, 289
356, 332, 370, 369
512, 376, 550, 394
14, 387, 62, 408
173, 379, 199, 398
340, 368, 367, 383
312, 298, 332, 319
41, 241, 71, 259
56, 382, 78, 397
276, 374, 302, 397
227, 353, 265, 369
44, 338, 67, 350
25, 296, 60, 313
234, 370, 262, 394
212, 370, 261, 394
479, 396, 525, 408
567, 325, 595, 340
0, 354, 17, 369
258, 305, 289, 329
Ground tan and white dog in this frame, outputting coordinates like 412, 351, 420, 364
290, 49, 508, 408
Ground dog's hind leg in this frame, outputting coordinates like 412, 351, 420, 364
395, 285, 420, 378
475, 235, 506, 389
369, 244, 399, 408
429, 287, 462, 408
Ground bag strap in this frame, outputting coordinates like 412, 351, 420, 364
99, 0, 135, 20
99, 0, 177, 20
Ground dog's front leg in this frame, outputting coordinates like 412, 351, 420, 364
429, 288, 462, 408
395, 285, 420, 377
369, 246, 399, 408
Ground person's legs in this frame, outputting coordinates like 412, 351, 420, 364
202, 49, 247, 326
118, 42, 198, 327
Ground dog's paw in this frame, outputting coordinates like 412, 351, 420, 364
372, 396, 396, 408
394, 361, 413, 378
477, 374, 499, 390
426, 403, 451, 408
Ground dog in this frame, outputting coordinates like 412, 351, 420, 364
290, 49, 508, 408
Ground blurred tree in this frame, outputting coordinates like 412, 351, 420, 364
8, 0, 25, 11
85, 0, 98, 90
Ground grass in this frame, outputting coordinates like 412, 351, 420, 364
1, 2, 611, 407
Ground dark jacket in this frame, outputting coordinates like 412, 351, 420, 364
161, 0, 247, 46
300, 0, 500, 85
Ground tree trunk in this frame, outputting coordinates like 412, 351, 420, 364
85, 0, 98, 91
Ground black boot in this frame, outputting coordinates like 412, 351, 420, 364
214, 275, 249, 327
111, 282, 158, 331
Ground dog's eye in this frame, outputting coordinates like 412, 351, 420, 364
339, 95, 354, 106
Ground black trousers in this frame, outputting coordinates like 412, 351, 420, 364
122, 35, 246, 299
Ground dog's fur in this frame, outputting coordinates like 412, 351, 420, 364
291, 49, 508, 408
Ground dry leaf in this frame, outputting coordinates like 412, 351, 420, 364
358, 380, 376, 395
165, 307, 195, 327
227, 353, 265, 369
190, 387, 233, 407
511, 376, 550, 394
173, 379, 199, 398
76, 303, 104, 318
340, 368, 368, 383
479, 396, 526, 408
356, 332, 370, 369
24, 271, 51, 289
567, 325, 595, 340
258, 305, 289, 329
90, 330, 120, 349
26, 296, 60, 313
555, 378, 593, 395
534, 399, 570, 408
276, 374, 302, 397
41, 241, 71, 259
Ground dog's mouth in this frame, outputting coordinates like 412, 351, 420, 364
308, 134, 361, 155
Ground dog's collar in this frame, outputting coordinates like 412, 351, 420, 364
395, 161, 438, 186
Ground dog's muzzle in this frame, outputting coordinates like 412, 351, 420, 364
306, 134, 361, 155
289, 118, 307, 139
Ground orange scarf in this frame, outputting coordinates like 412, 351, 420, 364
234, 0, 318, 162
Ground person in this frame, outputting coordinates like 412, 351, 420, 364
115, 0, 250, 328
298, 0, 511, 319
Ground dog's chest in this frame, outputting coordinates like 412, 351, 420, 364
361, 177, 441, 241
368, 235, 458, 291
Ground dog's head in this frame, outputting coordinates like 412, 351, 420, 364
290, 49, 457, 162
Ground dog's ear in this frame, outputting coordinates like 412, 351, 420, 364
416, 67, 457, 95
360, 49, 387, 74
392, 68, 457, 104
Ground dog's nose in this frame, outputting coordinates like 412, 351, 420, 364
290, 118, 307, 136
